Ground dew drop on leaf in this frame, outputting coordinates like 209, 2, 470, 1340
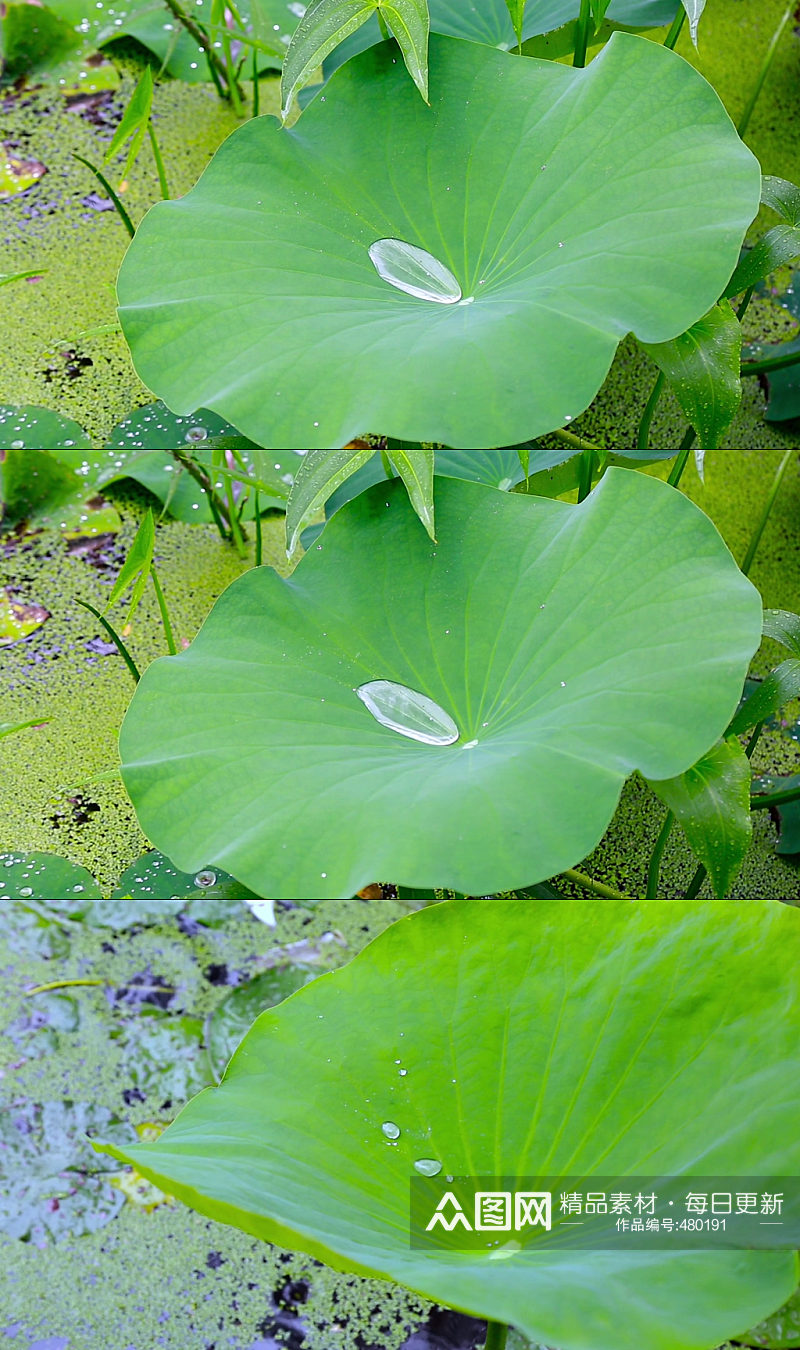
413, 1158, 442, 1176
368, 239, 462, 305
381, 1121, 400, 1140
356, 680, 459, 746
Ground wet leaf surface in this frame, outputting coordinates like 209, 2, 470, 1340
0, 589, 50, 645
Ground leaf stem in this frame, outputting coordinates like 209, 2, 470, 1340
25, 979, 105, 996
252, 48, 260, 116
484, 1323, 509, 1350
147, 123, 170, 199
254, 490, 263, 565
573, 0, 592, 67
76, 599, 141, 683
662, 8, 685, 48
72, 154, 135, 238
576, 448, 594, 502
561, 869, 632, 901
741, 347, 800, 377
636, 371, 665, 450
751, 781, 800, 810
550, 427, 602, 452
161, 0, 238, 99
740, 449, 794, 576
646, 810, 674, 898
667, 446, 692, 487
737, 3, 791, 139
150, 567, 178, 655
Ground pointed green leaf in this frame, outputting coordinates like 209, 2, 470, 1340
379, 0, 429, 100
97, 899, 800, 1350
105, 508, 155, 621
385, 447, 435, 539
647, 737, 752, 898
119, 471, 761, 900
725, 224, 800, 298
116, 34, 759, 450
503, 0, 526, 44
727, 658, 800, 737
761, 175, 800, 226
726, 176, 800, 296
642, 301, 741, 450
285, 447, 377, 555
590, 0, 612, 22
681, 0, 705, 44
762, 608, 800, 657
280, 0, 378, 117
103, 64, 153, 185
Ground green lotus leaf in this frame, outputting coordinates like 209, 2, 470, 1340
0, 851, 103, 900
116, 32, 759, 450
98, 899, 800, 1350
119, 470, 761, 899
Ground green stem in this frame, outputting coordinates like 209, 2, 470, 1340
636, 370, 665, 450
252, 48, 260, 116
25, 979, 105, 996
551, 426, 602, 452
168, 449, 232, 540
380, 449, 394, 478
377, 9, 389, 39
161, 0, 236, 99
646, 810, 674, 899
72, 154, 135, 238
745, 722, 765, 760
737, 4, 791, 139
76, 599, 141, 683
677, 423, 696, 452
741, 347, 800, 377
484, 1322, 509, 1350
150, 567, 177, 655
216, 452, 248, 557
740, 449, 794, 576
147, 122, 170, 199
662, 8, 685, 48
254, 489, 263, 565
576, 448, 594, 502
221, 23, 244, 116
751, 782, 800, 810
736, 285, 755, 323
667, 446, 692, 487
684, 863, 706, 900
561, 868, 631, 901
573, 0, 592, 67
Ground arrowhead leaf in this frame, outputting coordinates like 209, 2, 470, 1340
641, 301, 741, 450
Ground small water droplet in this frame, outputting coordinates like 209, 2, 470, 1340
414, 1159, 442, 1176
185, 426, 208, 442
462, 739, 479, 749
194, 869, 217, 887
356, 680, 458, 746
19, 887, 33, 896
381, 1121, 400, 1140
368, 238, 461, 304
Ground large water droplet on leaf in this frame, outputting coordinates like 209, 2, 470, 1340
368, 239, 462, 305
381, 1121, 400, 1140
356, 681, 459, 746
413, 1158, 442, 1176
